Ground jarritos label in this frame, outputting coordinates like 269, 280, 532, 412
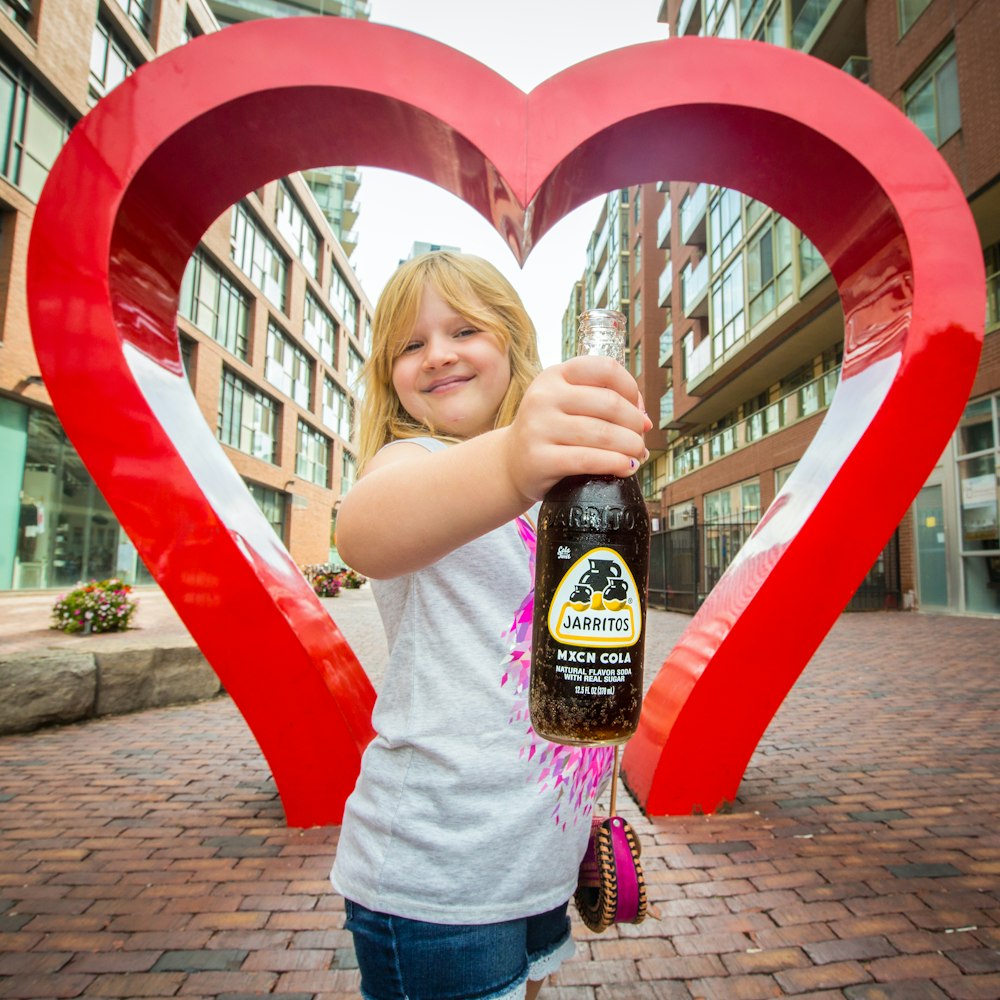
547, 547, 642, 648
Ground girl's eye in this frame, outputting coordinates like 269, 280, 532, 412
400, 341, 423, 354
455, 327, 477, 339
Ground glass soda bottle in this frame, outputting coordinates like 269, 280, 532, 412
529, 308, 651, 746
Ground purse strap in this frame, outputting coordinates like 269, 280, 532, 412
609, 743, 620, 817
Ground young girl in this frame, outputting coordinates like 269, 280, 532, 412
332, 251, 650, 1000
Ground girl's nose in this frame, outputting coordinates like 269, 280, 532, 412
422, 334, 458, 368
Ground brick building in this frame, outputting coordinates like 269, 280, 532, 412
565, 0, 999, 616
0, 0, 371, 591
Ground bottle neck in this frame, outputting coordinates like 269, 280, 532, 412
577, 308, 626, 366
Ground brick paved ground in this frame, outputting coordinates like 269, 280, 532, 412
0, 589, 998, 999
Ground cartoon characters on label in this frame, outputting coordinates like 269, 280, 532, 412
547, 547, 642, 648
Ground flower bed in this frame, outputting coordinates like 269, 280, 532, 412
51, 579, 139, 634
302, 564, 367, 598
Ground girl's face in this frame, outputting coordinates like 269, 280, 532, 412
391, 282, 512, 440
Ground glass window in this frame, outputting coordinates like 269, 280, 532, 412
958, 454, 997, 552
111, 0, 152, 36
747, 215, 793, 326
709, 188, 742, 272
265, 323, 312, 408
330, 264, 358, 336
347, 346, 364, 397
218, 369, 279, 463
762, 1, 784, 44
1, 0, 31, 29
296, 421, 330, 487
957, 397, 995, 456
304, 291, 337, 367
0, 58, 73, 201
710, 254, 745, 360
179, 336, 195, 384
905, 41, 960, 147
740, 0, 765, 36
799, 233, 826, 283
714, 0, 738, 38
775, 462, 797, 492
89, 21, 137, 107
956, 394, 999, 555
341, 450, 357, 494
231, 201, 288, 311
703, 477, 760, 589
179, 252, 250, 360
0, 70, 16, 178
898, 0, 932, 34
246, 481, 286, 542
276, 181, 320, 279
13, 410, 128, 589
955, 393, 1000, 613
19, 98, 64, 199
322, 377, 353, 441
986, 243, 1000, 331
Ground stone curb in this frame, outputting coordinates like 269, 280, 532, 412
0, 646, 222, 736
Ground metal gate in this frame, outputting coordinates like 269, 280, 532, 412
648, 519, 901, 614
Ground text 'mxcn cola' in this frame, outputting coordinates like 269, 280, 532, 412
529, 309, 651, 746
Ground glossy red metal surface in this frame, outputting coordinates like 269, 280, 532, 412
27, 20, 983, 824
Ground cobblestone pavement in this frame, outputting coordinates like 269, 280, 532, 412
0, 589, 998, 999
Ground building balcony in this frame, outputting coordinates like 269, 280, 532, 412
659, 324, 673, 366
678, 0, 701, 37
659, 388, 674, 430
681, 256, 709, 317
341, 167, 362, 201
658, 259, 673, 308
792, 0, 836, 51
987, 268, 999, 330
670, 365, 841, 483
687, 335, 711, 383
340, 199, 359, 231
340, 228, 358, 259
657, 199, 672, 249
592, 220, 610, 269
679, 184, 707, 247
841, 55, 871, 84
594, 263, 610, 306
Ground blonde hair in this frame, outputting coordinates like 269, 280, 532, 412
358, 251, 541, 469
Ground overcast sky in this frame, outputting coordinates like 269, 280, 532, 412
350, 1, 670, 367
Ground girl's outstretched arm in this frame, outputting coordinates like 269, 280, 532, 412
336, 356, 651, 579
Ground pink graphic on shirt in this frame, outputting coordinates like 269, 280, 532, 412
500, 516, 614, 831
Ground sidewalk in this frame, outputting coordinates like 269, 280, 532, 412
0, 589, 998, 999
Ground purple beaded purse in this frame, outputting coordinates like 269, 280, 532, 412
574, 746, 648, 933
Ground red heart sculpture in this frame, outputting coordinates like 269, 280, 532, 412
27, 19, 983, 825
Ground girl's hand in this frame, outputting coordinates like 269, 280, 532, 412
503, 356, 652, 503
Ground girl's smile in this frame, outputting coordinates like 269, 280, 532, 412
392, 284, 512, 439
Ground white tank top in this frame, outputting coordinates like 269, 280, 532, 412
331, 438, 613, 923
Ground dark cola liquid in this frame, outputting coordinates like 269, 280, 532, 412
530, 474, 650, 746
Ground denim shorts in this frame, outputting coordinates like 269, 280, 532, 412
344, 898, 576, 1000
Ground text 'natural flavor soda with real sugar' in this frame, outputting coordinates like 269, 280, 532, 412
529, 309, 651, 746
